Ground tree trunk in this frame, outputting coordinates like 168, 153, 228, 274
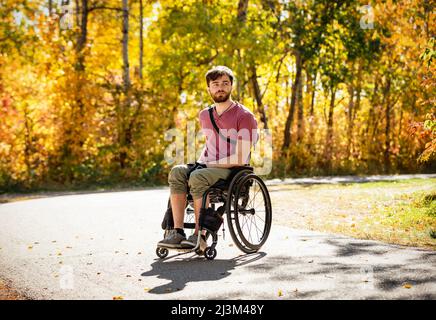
75, 0, 88, 72
237, 0, 249, 23
48, 0, 53, 16
324, 87, 336, 173
296, 69, 304, 143
365, 76, 379, 161
383, 78, 392, 173
61, 0, 88, 181
119, 0, 131, 169
139, 0, 144, 81
282, 51, 302, 156
346, 83, 354, 161
236, 0, 269, 129
122, 0, 130, 92
306, 68, 317, 152
250, 64, 269, 129
23, 104, 32, 183
349, 62, 362, 163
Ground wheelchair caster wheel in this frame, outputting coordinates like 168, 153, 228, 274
204, 247, 217, 260
156, 247, 169, 259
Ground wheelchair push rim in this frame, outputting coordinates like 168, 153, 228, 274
226, 171, 272, 253
233, 174, 272, 251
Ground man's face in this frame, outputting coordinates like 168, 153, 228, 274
208, 75, 232, 103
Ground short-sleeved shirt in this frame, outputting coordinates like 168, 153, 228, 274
198, 101, 258, 163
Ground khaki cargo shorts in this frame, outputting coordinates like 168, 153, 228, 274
168, 164, 231, 200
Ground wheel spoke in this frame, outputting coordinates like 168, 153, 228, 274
230, 174, 271, 252
250, 215, 261, 243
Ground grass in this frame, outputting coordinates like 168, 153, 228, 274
320, 181, 436, 249
270, 177, 436, 250
349, 189, 436, 249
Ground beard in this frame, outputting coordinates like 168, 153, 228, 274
211, 91, 231, 103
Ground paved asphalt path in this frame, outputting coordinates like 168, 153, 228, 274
0, 182, 435, 300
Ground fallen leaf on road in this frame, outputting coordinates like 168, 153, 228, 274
28, 246, 33, 250
126, 275, 131, 278
112, 296, 123, 300
308, 260, 314, 263
278, 289, 283, 297
403, 283, 412, 289
144, 288, 150, 292
57, 252, 62, 256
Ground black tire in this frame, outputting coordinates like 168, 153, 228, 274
232, 174, 272, 252
204, 247, 217, 260
225, 169, 259, 254
156, 247, 169, 259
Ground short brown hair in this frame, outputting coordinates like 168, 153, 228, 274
205, 66, 234, 87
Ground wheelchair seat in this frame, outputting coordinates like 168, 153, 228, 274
185, 166, 253, 201
209, 165, 254, 190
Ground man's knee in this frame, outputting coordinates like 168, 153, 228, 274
168, 165, 188, 182
188, 169, 208, 186
187, 169, 209, 199
168, 164, 189, 194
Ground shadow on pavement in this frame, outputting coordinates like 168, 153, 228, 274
141, 252, 266, 294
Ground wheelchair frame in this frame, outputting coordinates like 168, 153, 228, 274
156, 166, 272, 260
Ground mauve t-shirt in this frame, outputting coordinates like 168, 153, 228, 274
198, 101, 258, 163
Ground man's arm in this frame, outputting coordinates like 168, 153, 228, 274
205, 138, 251, 168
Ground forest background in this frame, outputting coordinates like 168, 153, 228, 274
0, 0, 434, 192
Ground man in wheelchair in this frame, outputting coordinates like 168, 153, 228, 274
157, 66, 258, 252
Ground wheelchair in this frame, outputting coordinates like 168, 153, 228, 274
156, 165, 272, 260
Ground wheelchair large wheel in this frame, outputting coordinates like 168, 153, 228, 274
227, 173, 272, 253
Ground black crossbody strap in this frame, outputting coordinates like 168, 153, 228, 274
208, 106, 237, 146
